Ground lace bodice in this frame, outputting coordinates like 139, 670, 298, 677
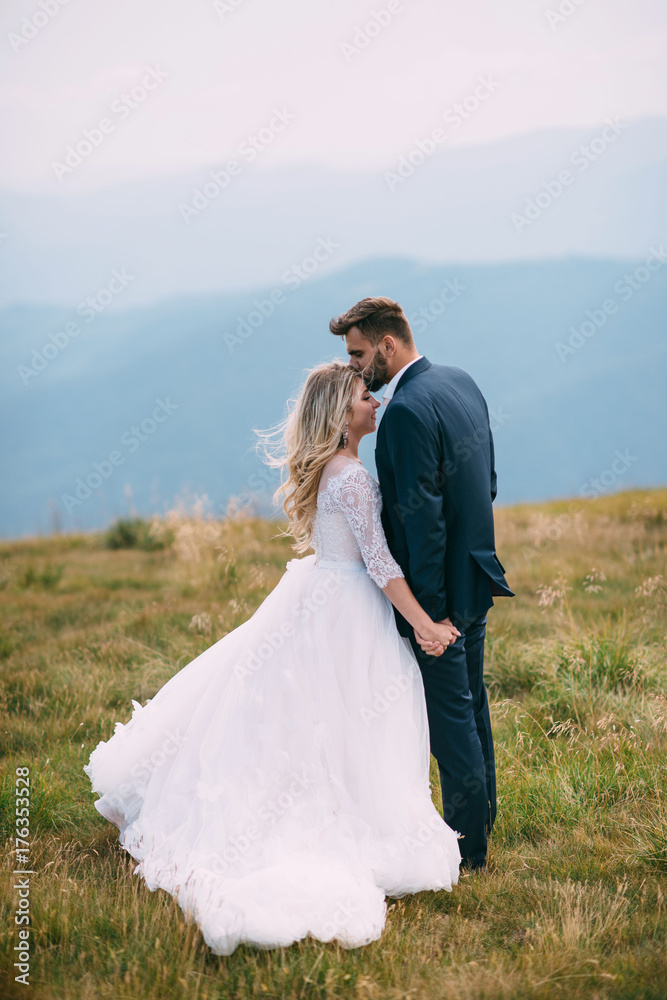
311, 457, 405, 590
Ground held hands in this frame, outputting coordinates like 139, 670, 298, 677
414, 618, 461, 657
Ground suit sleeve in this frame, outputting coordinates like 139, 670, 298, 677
489, 426, 498, 503
480, 392, 497, 504
382, 402, 448, 621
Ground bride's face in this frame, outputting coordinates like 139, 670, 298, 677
347, 378, 381, 440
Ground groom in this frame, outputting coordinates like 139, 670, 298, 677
330, 296, 514, 871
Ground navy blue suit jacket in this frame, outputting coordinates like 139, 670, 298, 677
375, 356, 514, 636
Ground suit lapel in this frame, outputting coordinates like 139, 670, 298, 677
376, 356, 431, 459
394, 355, 431, 396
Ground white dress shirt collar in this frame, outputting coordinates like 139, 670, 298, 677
382, 355, 423, 406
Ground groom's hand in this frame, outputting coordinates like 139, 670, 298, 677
437, 617, 457, 631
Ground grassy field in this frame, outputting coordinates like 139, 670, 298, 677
1, 487, 666, 1000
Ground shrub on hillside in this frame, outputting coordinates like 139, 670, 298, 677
17, 562, 64, 590
103, 517, 168, 551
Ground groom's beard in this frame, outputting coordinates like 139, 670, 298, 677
362, 349, 391, 392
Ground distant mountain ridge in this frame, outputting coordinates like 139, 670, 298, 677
1, 117, 666, 311
1, 255, 665, 539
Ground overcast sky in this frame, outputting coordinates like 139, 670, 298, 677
1, 0, 666, 191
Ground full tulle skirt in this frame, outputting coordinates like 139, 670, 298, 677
84, 554, 461, 954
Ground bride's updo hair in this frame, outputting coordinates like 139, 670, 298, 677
256, 360, 363, 552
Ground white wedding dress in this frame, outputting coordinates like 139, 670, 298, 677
84, 455, 460, 954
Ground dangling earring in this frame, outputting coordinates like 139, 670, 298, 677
343, 421, 349, 448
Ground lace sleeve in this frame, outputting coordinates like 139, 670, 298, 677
338, 466, 405, 589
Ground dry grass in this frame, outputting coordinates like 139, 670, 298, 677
1, 487, 666, 999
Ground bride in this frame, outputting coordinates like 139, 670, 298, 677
84, 360, 462, 955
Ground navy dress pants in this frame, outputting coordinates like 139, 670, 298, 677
408, 612, 495, 868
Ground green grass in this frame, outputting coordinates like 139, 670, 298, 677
1, 489, 666, 999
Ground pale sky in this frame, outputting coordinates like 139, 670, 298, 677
1, 0, 666, 191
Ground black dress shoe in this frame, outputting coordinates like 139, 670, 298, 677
460, 857, 488, 874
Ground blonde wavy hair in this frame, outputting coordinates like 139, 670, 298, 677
256, 360, 363, 553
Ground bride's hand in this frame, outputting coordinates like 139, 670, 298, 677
414, 620, 461, 656
414, 629, 445, 656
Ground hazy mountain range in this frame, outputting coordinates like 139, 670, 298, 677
2, 254, 665, 539
1, 117, 666, 311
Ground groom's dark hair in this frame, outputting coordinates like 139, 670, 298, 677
329, 297, 414, 347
